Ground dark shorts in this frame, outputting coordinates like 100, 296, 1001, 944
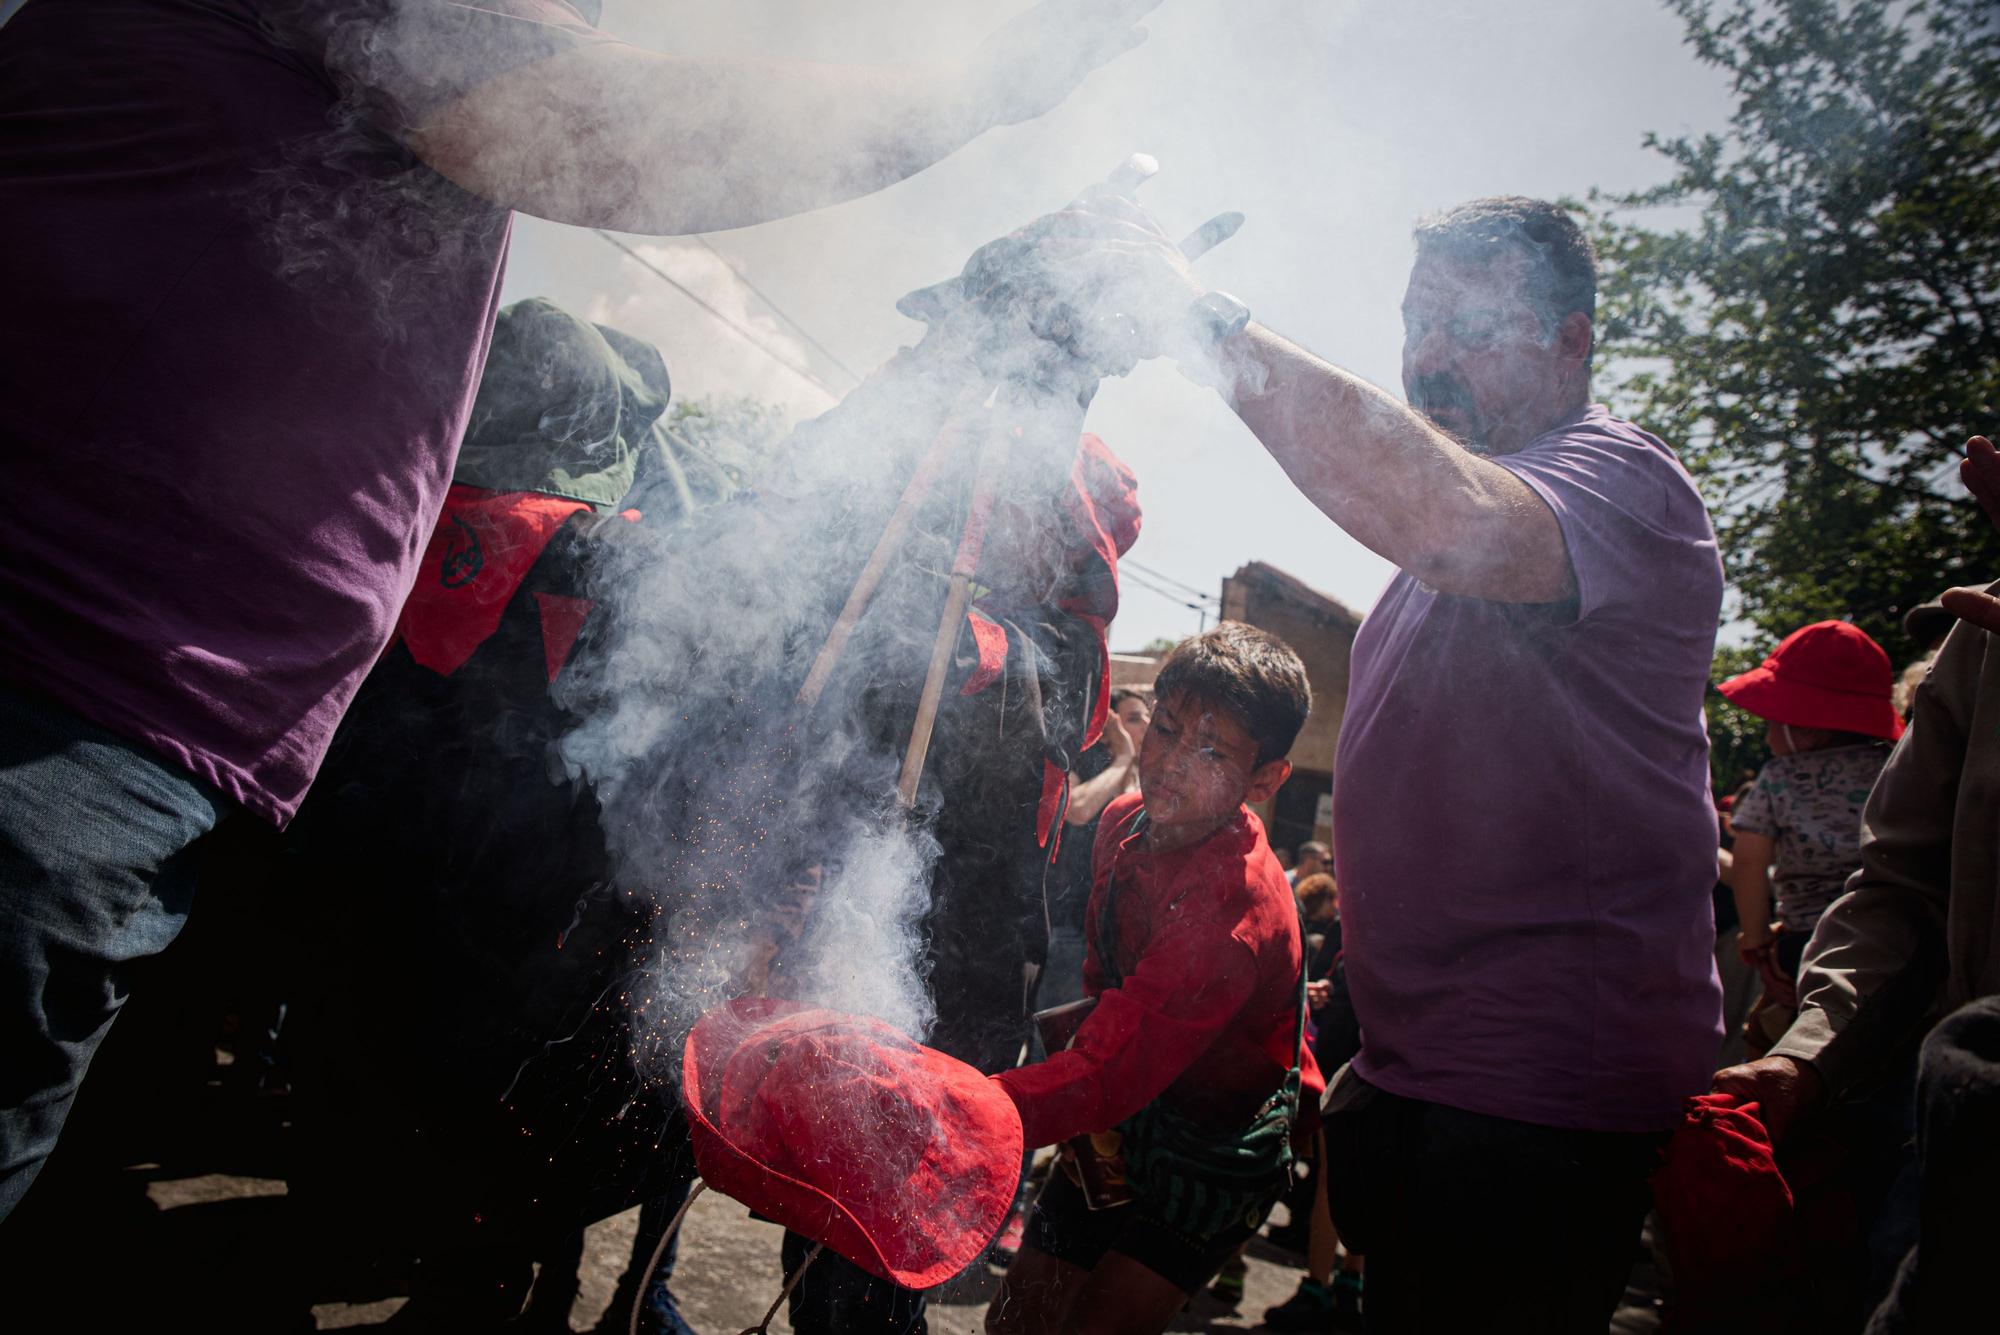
1024, 1160, 1265, 1294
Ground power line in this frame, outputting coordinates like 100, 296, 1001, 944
1124, 557, 1215, 600
592, 230, 843, 402
1119, 574, 1212, 633
691, 235, 866, 388
1121, 567, 1212, 612
1122, 557, 1217, 602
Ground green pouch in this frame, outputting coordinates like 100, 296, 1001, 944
1120, 1065, 1300, 1243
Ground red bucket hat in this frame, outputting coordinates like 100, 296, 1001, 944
1716, 620, 1904, 741
681, 998, 1024, 1289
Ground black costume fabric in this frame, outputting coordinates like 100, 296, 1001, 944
285, 511, 679, 1256
1866, 996, 2000, 1333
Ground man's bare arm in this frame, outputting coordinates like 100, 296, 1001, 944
1224, 325, 1575, 605
410, 1, 1157, 235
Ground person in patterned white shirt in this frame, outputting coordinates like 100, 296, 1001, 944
1719, 620, 1904, 1053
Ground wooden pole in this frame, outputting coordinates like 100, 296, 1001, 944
794, 391, 983, 713
896, 425, 1013, 808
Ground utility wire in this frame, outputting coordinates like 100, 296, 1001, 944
592, 230, 843, 402
1124, 558, 1215, 600
1121, 568, 1212, 613
1120, 574, 1212, 634
1123, 557, 1218, 602
692, 235, 867, 388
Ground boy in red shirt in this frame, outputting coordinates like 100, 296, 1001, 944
989, 622, 1323, 1335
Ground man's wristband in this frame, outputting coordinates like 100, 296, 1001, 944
1187, 290, 1251, 347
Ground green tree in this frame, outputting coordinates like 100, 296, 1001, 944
1585, 0, 2000, 672
1705, 643, 1772, 794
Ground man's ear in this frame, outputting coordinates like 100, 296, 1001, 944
1244, 758, 1291, 805
1558, 311, 1593, 367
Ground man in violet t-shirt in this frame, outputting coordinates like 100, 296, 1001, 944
1038, 195, 1725, 1329
0, 0, 1162, 1220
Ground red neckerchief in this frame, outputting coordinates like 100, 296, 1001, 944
396, 484, 635, 681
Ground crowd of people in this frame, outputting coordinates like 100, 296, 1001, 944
4, 2, 1997, 1334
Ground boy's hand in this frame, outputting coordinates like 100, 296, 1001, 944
1734, 923, 1773, 969
1306, 978, 1332, 1010
1942, 435, 2000, 634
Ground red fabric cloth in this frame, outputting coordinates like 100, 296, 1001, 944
396, 486, 593, 676
682, 998, 1023, 1289
958, 609, 1009, 698
397, 488, 639, 679
1060, 434, 1142, 752
533, 592, 594, 683
996, 793, 1323, 1148
1652, 1092, 1797, 1326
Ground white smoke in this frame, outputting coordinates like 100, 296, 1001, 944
585, 240, 837, 420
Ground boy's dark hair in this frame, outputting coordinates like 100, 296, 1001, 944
1413, 196, 1598, 364
1109, 687, 1146, 710
1152, 622, 1310, 766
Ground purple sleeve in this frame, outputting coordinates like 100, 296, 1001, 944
1493, 415, 1719, 625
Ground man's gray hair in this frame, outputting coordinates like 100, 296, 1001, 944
1414, 197, 1598, 360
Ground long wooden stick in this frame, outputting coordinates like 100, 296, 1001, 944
795, 395, 980, 712
896, 576, 978, 809
897, 427, 1012, 808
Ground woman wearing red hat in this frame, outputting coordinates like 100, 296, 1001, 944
1718, 620, 1903, 1054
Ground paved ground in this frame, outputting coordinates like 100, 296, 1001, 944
309, 1173, 1323, 1334
0, 1058, 1664, 1332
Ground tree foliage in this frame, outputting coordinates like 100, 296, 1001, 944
1586, 0, 2000, 675
1705, 643, 1773, 793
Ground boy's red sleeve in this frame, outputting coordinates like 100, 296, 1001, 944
994, 911, 1258, 1148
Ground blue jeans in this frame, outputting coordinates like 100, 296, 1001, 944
0, 684, 224, 1219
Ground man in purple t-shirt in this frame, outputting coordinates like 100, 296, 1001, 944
1038, 195, 1724, 1329
0, 0, 1163, 1219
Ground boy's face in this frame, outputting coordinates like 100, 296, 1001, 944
1137, 690, 1291, 849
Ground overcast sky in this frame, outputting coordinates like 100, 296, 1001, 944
504, 0, 1738, 650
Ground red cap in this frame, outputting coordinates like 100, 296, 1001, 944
1716, 620, 1904, 741
681, 998, 1024, 1289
